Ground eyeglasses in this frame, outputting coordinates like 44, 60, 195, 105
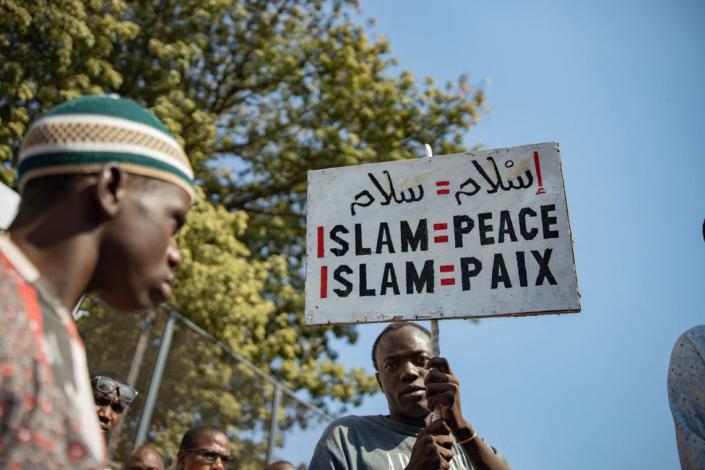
91, 376, 138, 406
183, 448, 235, 467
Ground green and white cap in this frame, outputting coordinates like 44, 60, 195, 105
17, 94, 195, 202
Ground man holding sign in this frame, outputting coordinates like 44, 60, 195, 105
309, 322, 509, 470
306, 143, 579, 469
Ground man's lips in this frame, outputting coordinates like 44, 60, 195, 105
151, 278, 173, 304
160, 279, 173, 299
399, 385, 426, 399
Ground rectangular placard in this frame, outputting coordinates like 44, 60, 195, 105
305, 142, 580, 325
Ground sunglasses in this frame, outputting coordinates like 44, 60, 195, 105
91, 376, 138, 406
183, 448, 235, 467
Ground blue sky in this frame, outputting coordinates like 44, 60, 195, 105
278, 1, 705, 468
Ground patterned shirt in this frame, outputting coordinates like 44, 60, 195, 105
0, 235, 105, 468
668, 325, 705, 470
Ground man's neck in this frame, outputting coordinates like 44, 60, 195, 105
8, 218, 98, 312
387, 411, 430, 428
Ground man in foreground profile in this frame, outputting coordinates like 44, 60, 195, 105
0, 94, 194, 468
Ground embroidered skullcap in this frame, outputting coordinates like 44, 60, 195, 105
17, 94, 195, 202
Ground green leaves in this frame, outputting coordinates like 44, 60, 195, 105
0, 0, 137, 183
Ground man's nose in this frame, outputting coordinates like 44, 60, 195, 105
97, 406, 113, 421
400, 360, 421, 381
211, 457, 225, 470
167, 239, 182, 269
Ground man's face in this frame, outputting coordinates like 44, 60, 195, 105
92, 178, 190, 311
178, 432, 233, 470
375, 326, 433, 424
125, 446, 164, 470
94, 390, 125, 436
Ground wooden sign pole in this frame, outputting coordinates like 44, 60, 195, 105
424, 143, 442, 421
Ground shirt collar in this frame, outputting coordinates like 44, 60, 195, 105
0, 232, 40, 282
0, 232, 74, 323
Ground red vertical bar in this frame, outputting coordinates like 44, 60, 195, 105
317, 226, 324, 258
533, 151, 546, 195
320, 266, 328, 299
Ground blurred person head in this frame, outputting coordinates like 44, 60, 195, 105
90, 370, 136, 437
265, 460, 296, 470
124, 444, 165, 470
9, 94, 194, 313
176, 425, 233, 470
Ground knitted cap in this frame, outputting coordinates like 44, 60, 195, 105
17, 95, 195, 202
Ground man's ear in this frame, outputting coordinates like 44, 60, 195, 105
176, 450, 185, 469
95, 165, 128, 218
375, 371, 383, 391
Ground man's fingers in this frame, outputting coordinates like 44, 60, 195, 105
428, 356, 453, 375
427, 389, 456, 411
425, 418, 452, 435
417, 420, 456, 468
426, 382, 458, 403
433, 434, 454, 449
424, 368, 451, 385
436, 442, 455, 462
426, 382, 457, 395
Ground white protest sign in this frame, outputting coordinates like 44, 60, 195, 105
305, 142, 580, 325
0, 182, 19, 230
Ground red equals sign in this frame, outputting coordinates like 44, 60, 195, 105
439, 264, 455, 286
435, 180, 450, 195
433, 223, 448, 243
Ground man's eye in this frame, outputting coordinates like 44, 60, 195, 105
384, 361, 397, 370
95, 396, 110, 406
112, 404, 125, 414
414, 356, 430, 366
172, 213, 186, 232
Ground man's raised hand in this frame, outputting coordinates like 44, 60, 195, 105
425, 357, 476, 442
405, 419, 455, 470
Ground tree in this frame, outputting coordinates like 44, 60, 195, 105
0, 0, 139, 183
1, 0, 485, 464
